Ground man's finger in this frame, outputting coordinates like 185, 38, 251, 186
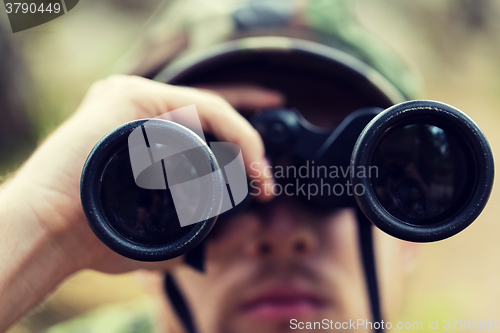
82, 77, 275, 201
195, 84, 285, 112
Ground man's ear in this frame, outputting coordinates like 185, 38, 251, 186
399, 240, 420, 274
373, 230, 422, 321
373, 227, 421, 276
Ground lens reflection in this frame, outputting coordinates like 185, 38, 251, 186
100, 146, 198, 245
372, 124, 468, 225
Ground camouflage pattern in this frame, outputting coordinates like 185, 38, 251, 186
120, 0, 419, 100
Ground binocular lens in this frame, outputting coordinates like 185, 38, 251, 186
81, 120, 222, 261
372, 123, 468, 225
100, 145, 193, 245
352, 100, 494, 242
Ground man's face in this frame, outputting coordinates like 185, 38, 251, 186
175, 200, 369, 333
152, 84, 415, 333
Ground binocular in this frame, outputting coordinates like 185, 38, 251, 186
81, 99, 494, 261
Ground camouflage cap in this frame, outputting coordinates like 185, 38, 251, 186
120, 0, 419, 100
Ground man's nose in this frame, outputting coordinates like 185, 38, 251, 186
245, 200, 319, 260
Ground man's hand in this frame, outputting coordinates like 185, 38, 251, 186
0, 75, 283, 331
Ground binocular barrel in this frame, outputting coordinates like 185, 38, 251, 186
80, 100, 494, 261
351, 100, 494, 242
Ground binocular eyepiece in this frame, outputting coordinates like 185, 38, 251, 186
81, 100, 494, 261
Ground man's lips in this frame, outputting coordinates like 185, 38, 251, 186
239, 287, 327, 320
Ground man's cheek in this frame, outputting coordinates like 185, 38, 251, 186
207, 215, 261, 258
